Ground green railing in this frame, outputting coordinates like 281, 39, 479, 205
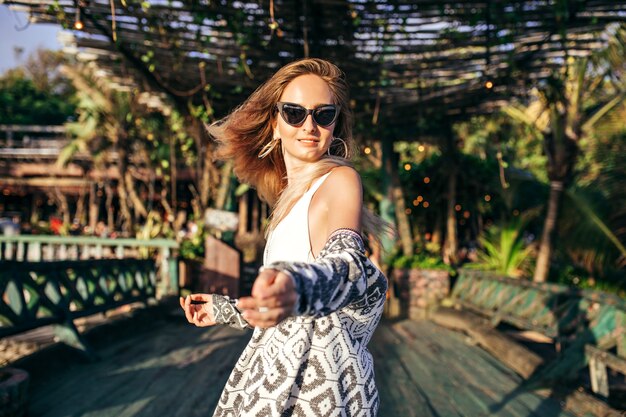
0, 235, 179, 297
0, 259, 156, 357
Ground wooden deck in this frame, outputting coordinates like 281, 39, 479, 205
12, 305, 575, 417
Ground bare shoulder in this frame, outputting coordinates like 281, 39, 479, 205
309, 166, 363, 249
324, 165, 362, 190
318, 166, 362, 217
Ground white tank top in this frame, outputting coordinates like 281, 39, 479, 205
263, 172, 332, 265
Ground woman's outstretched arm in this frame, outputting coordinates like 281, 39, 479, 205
239, 229, 386, 327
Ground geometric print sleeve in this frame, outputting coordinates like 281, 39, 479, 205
211, 294, 252, 330
264, 228, 386, 318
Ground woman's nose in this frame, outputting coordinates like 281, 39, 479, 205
302, 113, 316, 132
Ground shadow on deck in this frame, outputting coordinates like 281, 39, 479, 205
9, 305, 575, 417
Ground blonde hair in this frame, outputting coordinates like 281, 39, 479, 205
209, 58, 385, 239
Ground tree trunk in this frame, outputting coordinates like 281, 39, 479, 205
125, 171, 148, 218
74, 189, 86, 225
443, 169, 458, 265
30, 195, 40, 225
432, 213, 443, 246
215, 161, 234, 210
170, 132, 177, 215
88, 182, 99, 233
392, 172, 413, 257
116, 147, 134, 233
53, 188, 71, 227
533, 180, 564, 282
105, 182, 115, 231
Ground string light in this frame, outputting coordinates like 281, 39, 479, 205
418, 145, 425, 152
74, 4, 84, 30
405, 208, 412, 215
364, 146, 371, 155
484, 194, 491, 202
485, 80, 494, 89
423, 201, 430, 208
404, 163, 411, 171
455, 204, 461, 211
423, 177, 430, 184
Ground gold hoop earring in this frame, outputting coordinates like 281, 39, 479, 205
258, 137, 280, 159
327, 137, 349, 158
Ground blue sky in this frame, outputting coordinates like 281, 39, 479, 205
1, 5, 62, 74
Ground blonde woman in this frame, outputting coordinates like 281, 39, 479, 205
180, 58, 387, 416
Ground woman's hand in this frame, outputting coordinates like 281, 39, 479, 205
180, 294, 216, 327
238, 269, 297, 328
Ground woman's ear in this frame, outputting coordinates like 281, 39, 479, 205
272, 124, 280, 140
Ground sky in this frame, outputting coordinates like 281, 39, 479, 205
1, 5, 62, 74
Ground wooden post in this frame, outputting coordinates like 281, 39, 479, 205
28, 242, 41, 261
16, 242, 25, 261
588, 349, 609, 398
88, 182, 99, 233
5, 242, 14, 260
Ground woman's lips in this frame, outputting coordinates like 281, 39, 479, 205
297, 138, 320, 145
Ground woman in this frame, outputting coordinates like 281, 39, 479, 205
180, 58, 388, 416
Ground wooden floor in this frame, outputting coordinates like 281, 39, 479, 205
15, 306, 575, 417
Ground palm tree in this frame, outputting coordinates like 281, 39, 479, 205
503, 26, 626, 282
57, 64, 165, 234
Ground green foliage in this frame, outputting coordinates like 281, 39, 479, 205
179, 227, 206, 260
0, 67, 76, 125
387, 241, 452, 272
397, 151, 506, 240
455, 114, 548, 183
179, 237, 204, 260
391, 252, 452, 272
469, 213, 536, 278
551, 264, 626, 298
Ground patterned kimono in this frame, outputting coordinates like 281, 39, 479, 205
211, 229, 387, 417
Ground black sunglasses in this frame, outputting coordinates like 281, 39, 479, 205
275, 102, 340, 127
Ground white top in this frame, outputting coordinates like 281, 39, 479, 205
263, 172, 332, 265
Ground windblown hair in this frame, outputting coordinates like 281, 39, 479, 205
208, 58, 386, 239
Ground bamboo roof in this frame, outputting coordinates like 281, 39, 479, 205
3, 0, 626, 137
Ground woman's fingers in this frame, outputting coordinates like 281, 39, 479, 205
237, 296, 258, 311
251, 269, 278, 299
180, 294, 215, 326
243, 306, 289, 328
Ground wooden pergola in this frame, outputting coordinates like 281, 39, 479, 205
3, 0, 626, 137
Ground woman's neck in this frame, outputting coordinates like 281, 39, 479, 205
284, 157, 314, 184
